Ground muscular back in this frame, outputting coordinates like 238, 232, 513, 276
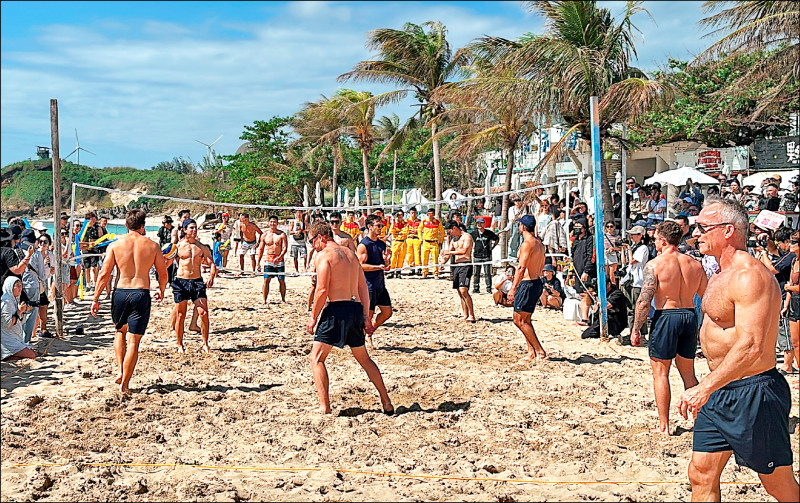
519, 235, 545, 280
105, 232, 163, 290
317, 243, 363, 303
649, 251, 706, 309
333, 230, 357, 252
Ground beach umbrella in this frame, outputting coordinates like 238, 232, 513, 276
303, 185, 310, 207
401, 190, 407, 211
644, 166, 719, 186
343, 188, 350, 207
354, 187, 360, 210
379, 189, 385, 206
315, 181, 322, 206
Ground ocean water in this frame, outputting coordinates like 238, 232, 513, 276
37, 221, 160, 237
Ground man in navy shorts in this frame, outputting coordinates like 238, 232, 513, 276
508, 215, 547, 362
91, 209, 168, 395
679, 198, 797, 501
306, 221, 393, 415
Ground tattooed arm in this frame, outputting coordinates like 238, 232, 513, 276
631, 262, 657, 347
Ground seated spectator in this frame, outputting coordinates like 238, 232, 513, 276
757, 183, 781, 211
580, 279, 628, 340
1, 276, 36, 361
492, 265, 515, 307
540, 264, 564, 309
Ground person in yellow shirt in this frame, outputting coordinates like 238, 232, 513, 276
388, 209, 408, 278
340, 210, 361, 243
420, 207, 445, 278
405, 207, 422, 276
374, 208, 390, 242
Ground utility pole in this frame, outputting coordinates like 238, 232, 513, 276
590, 96, 608, 341
50, 99, 64, 338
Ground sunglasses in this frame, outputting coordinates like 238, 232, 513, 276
330, 220, 340, 224
606, 224, 615, 228
695, 222, 732, 234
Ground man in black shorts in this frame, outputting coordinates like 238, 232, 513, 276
357, 215, 392, 348
91, 209, 168, 395
679, 198, 798, 500
306, 221, 393, 415
508, 215, 547, 361
442, 221, 476, 322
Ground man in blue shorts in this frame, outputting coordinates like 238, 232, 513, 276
357, 214, 392, 348
679, 198, 798, 501
91, 209, 168, 395
306, 221, 393, 415
632, 221, 707, 435
508, 215, 547, 362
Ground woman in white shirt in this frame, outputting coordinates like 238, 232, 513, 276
493, 265, 516, 307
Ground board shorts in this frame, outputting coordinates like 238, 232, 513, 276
289, 243, 307, 258
693, 368, 792, 474
172, 277, 207, 303
82, 255, 99, 268
69, 266, 79, 282
39, 291, 49, 307
368, 285, 391, 311
239, 239, 257, 256
263, 262, 285, 281
648, 308, 697, 360
452, 264, 472, 289
314, 300, 366, 348
513, 278, 543, 314
788, 293, 800, 322
111, 288, 151, 335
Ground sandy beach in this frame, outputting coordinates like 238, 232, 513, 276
1, 246, 798, 502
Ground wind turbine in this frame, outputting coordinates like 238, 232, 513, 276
195, 135, 222, 166
66, 129, 95, 166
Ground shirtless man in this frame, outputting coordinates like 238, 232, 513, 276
305, 221, 393, 415
632, 221, 706, 435
171, 219, 217, 353
507, 215, 547, 361
679, 197, 798, 502
256, 215, 287, 304
357, 215, 393, 348
441, 222, 476, 322
307, 212, 356, 311
238, 213, 262, 273
91, 209, 168, 395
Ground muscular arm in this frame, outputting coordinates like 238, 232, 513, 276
91, 246, 116, 310
310, 258, 330, 326
508, 242, 531, 299
256, 235, 265, 267
276, 234, 288, 263
633, 262, 657, 333
202, 244, 217, 286
153, 246, 168, 298
357, 244, 383, 272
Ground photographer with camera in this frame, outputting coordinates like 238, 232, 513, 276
539, 264, 565, 310
620, 225, 651, 338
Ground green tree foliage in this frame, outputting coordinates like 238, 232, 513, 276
628, 54, 799, 147
151, 156, 195, 174
216, 116, 303, 206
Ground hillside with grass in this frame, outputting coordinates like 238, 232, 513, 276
1, 159, 204, 216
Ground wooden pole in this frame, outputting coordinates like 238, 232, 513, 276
590, 96, 608, 341
50, 99, 64, 338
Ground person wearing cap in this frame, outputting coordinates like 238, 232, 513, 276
508, 214, 548, 361
621, 225, 651, 338
632, 221, 706, 436
404, 207, 422, 275
540, 264, 564, 310
158, 216, 174, 247
570, 218, 595, 325
1, 228, 34, 289
31, 221, 48, 236
419, 208, 445, 279
388, 210, 408, 279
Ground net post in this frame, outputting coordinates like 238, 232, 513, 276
590, 96, 608, 341
50, 99, 64, 338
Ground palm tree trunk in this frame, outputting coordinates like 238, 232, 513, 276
362, 148, 373, 206
332, 148, 340, 207
431, 121, 442, 218
499, 148, 516, 260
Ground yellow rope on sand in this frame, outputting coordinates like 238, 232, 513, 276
5, 461, 762, 486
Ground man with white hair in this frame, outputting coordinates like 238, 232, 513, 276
680, 197, 797, 501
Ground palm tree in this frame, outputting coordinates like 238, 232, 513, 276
339, 21, 466, 216
695, 0, 799, 120
505, 1, 673, 215
293, 95, 346, 206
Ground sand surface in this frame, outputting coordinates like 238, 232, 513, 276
1, 245, 798, 501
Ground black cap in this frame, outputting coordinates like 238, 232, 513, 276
543, 264, 555, 272
10, 225, 22, 238
21, 228, 37, 243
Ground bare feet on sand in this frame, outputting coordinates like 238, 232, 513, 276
119, 386, 132, 396
188, 325, 201, 333
177, 345, 186, 354
535, 351, 549, 360
319, 406, 332, 414
651, 426, 670, 436
201, 344, 211, 354
115, 375, 123, 384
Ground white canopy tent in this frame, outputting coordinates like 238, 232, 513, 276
741, 171, 795, 194
644, 166, 720, 186
401, 188, 432, 212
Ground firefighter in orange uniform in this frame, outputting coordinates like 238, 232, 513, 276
420, 207, 445, 278
388, 209, 408, 278
405, 207, 422, 276
340, 210, 361, 243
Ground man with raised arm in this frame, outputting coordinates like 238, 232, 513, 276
305, 221, 393, 415
171, 219, 217, 353
679, 197, 798, 502
237, 213, 262, 273
256, 215, 288, 304
357, 215, 393, 348
507, 215, 547, 361
91, 209, 168, 395
631, 221, 707, 436
441, 222, 476, 322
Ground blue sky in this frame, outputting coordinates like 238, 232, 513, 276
1, 1, 709, 170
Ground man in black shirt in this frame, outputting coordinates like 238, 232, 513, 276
581, 280, 628, 340
469, 218, 499, 294
757, 183, 781, 212
571, 219, 595, 325
675, 215, 696, 254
